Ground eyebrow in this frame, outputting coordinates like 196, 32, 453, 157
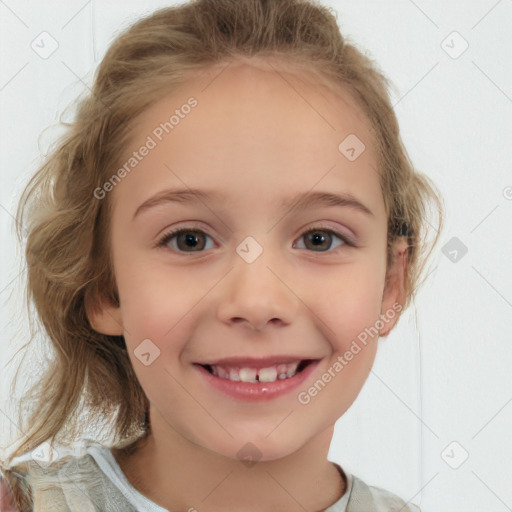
132, 187, 374, 221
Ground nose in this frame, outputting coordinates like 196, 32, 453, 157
216, 249, 299, 332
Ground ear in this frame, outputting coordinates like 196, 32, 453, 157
379, 237, 409, 337
84, 291, 124, 336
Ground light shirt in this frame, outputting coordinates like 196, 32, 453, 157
2, 440, 420, 511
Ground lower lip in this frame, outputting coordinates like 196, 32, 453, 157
193, 360, 321, 402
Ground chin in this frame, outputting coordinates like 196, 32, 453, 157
214, 433, 305, 463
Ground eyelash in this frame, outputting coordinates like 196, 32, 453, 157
154, 224, 357, 254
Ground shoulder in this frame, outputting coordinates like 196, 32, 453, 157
347, 474, 421, 512
2, 444, 108, 512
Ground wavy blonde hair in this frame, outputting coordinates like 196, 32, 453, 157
2, 0, 444, 508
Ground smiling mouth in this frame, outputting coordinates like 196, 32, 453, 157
198, 359, 315, 383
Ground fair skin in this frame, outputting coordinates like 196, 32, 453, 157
88, 57, 408, 512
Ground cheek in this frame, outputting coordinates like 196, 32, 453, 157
303, 271, 384, 415
313, 261, 385, 347
114, 265, 200, 401
114, 253, 199, 335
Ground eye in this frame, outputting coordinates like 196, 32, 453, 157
293, 227, 354, 252
155, 227, 215, 252
155, 225, 355, 254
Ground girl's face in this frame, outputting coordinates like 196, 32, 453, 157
89, 59, 406, 461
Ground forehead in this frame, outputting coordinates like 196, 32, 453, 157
111, 58, 383, 219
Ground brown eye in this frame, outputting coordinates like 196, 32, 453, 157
157, 229, 214, 252
294, 228, 351, 252
304, 230, 333, 251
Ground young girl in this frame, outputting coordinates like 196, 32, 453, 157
1, 0, 444, 510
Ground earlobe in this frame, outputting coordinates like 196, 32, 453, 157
85, 294, 124, 336
379, 238, 409, 337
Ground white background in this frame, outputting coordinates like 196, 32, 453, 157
1, 1, 511, 511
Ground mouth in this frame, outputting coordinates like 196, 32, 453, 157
197, 359, 316, 383
193, 357, 321, 402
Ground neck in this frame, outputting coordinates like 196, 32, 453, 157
112, 411, 346, 512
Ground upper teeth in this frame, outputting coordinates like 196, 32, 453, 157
210, 362, 301, 383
